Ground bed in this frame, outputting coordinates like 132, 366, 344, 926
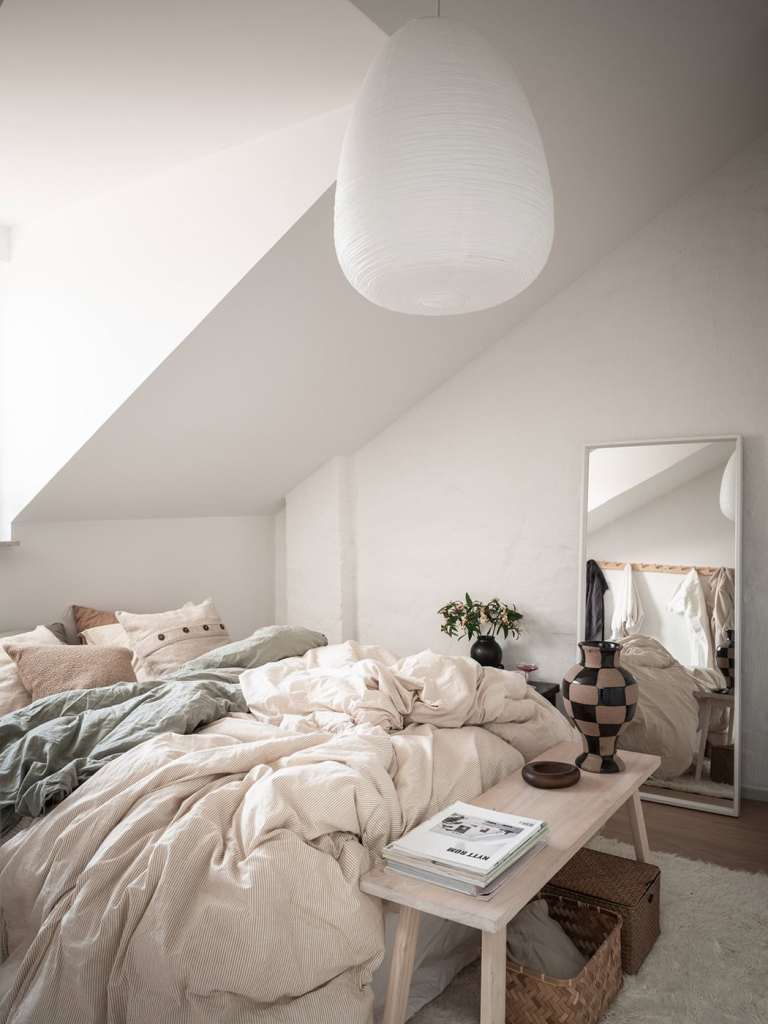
617, 634, 728, 779
0, 634, 573, 1024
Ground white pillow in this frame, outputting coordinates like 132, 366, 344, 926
80, 622, 130, 648
0, 625, 62, 717
116, 598, 230, 682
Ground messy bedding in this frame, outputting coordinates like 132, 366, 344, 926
0, 635, 572, 1024
617, 634, 728, 779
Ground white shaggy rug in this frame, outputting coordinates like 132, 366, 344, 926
411, 838, 768, 1024
648, 772, 734, 800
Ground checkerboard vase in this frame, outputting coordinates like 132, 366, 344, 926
715, 628, 735, 687
562, 641, 638, 773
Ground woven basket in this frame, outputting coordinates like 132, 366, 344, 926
544, 848, 660, 974
710, 743, 734, 785
505, 893, 622, 1024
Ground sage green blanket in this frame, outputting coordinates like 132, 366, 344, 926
0, 625, 326, 832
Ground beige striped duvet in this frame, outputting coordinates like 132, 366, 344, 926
0, 643, 573, 1023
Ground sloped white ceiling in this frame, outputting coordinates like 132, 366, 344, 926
1, 109, 353, 532
20, 190, 521, 520
0, 0, 382, 224
0, 1, 385, 535
15, 0, 768, 522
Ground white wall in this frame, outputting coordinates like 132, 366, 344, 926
274, 506, 287, 626
0, 516, 274, 641
0, 256, 8, 370
284, 134, 768, 794
284, 457, 355, 642
0, 107, 349, 536
589, 467, 735, 664
0, 257, 8, 495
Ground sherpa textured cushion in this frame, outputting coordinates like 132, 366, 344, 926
7, 644, 136, 702
116, 598, 230, 681
0, 626, 63, 717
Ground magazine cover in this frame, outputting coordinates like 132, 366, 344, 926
386, 801, 546, 875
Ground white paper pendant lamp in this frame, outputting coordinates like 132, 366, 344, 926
334, 16, 554, 316
719, 451, 738, 521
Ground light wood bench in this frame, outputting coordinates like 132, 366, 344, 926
361, 740, 660, 1024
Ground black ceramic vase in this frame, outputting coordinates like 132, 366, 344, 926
470, 635, 503, 668
562, 641, 638, 773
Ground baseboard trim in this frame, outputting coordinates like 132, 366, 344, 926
742, 785, 768, 803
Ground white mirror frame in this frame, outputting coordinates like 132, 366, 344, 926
576, 434, 743, 818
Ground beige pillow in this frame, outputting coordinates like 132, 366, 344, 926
7, 644, 136, 702
80, 622, 130, 648
0, 625, 62, 717
116, 598, 230, 681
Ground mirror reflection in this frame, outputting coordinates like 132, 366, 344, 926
584, 439, 739, 813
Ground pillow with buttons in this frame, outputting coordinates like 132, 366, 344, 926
115, 598, 230, 682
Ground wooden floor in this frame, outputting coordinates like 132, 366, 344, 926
601, 796, 768, 874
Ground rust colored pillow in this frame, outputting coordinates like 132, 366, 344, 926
72, 605, 118, 634
7, 644, 136, 702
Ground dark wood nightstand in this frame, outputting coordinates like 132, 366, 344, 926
528, 680, 559, 707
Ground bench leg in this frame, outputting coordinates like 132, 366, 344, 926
481, 929, 507, 1024
382, 905, 421, 1024
627, 790, 651, 863
695, 701, 713, 781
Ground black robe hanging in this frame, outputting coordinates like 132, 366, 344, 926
585, 559, 608, 642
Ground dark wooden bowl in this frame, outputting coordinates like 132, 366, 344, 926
522, 760, 581, 789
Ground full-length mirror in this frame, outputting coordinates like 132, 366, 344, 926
579, 437, 741, 815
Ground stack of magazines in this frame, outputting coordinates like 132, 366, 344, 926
383, 801, 548, 899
